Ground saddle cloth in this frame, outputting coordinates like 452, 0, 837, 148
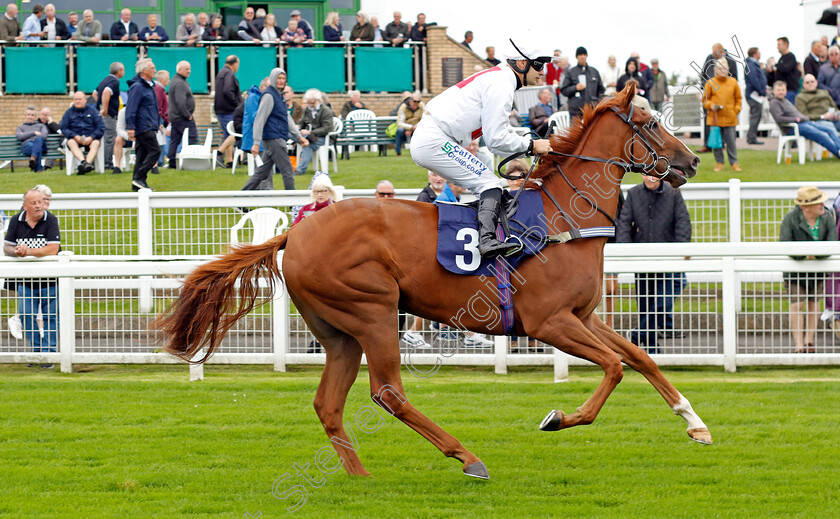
436, 190, 548, 276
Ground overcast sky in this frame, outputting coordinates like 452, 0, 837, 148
361, 0, 828, 82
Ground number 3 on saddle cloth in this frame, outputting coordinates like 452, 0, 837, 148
436, 190, 548, 335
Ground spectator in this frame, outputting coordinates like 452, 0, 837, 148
215, 95, 244, 167
775, 36, 800, 103
375, 180, 396, 198
154, 70, 169, 168
696, 43, 737, 153
617, 173, 691, 354
16, 105, 48, 172
486, 46, 500, 66
745, 47, 768, 145
340, 90, 366, 118
253, 8, 266, 32
176, 13, 201, 46
39, 4, 68, 43
289, 9, 314, 41
0, 2, 22, 44
703, 58, 742, 172
204, 14, 228, 41
804, 40, 826, 79
544, 50, 564, 91
167, 61, 197, 169
112, 107, 131, 175
197, 12, 208, 36
60, 91, 104, 174
461, 30, 473, 50
616, 56, 648, 96
125, 58, 161, 192
764, 56, 777, 86
73, 9, 102, 44
295, 88, 335, 175
291, 174, 340, 226
66, 11, 77, 37
322, 11, 343, 46
371, 16, 384, 47
139, 14, 168, 42
648, 58, 669, 111
390, 90, 411, 116
601, 54, 622, 96
818, 45, 840, 106
260, 13, 279, 44
780, 186, 837, 353
94, 62, 125, 171
21, 3, 43, 41
285, 85, 303, 124
561, 46, 605, 118
241, 68, 307, 192
4, 188, 60, 368
237, 7, 261, 44
395, 91, 424, 156
38, 107, 60, 169
384, 11, 408, 47
409, 13, 427, 42
826, 194, 840, 337
417, 169, 446, 203
350, 11, 373, 42
770, 80, 840, 158
628, 79, 652, 112
110, 8, 138, 41
795, 73, 840, 133
240, 77, 270, 161
528, 87, 554, 137
215, 54, 241, 165
281, 18, 308, 47
632, 51, 654, 99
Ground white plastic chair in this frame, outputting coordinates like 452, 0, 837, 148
548, 111, 571, 135
213, 120, 249, 175
344, 109, 377, 154
776, 123, 807, 165
230, 208, 290, 246
65, 141, 105, 175
178, 127, 214, 170
319, 117, 342, 172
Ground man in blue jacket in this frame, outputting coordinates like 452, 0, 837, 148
745, 47, 768, 145
60, 90, 105, 174
125, 58, 161, 191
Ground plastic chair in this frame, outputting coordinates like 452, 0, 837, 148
230, 208, 290, 246
776, 123, 807, 165
548, 111, 571, 135
319, 117, 342, 172
178, 127, 214, 170
213, 120, 249, 175
65, 140, 105, 175
344, 109, 377, 155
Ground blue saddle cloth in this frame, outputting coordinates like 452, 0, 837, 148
436, 190, 548, 276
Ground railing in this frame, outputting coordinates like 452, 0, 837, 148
1, 180, 837, 257
2, 242, 839, 375
0, 40, 426, 95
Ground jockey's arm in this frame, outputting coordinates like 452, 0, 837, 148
480, 87, 531, 155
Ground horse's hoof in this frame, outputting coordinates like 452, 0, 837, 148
688, 428, 713, 445
463, 461, 489, 480
539, 409, 564, 431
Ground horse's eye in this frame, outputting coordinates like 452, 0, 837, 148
649, 119, 659, 129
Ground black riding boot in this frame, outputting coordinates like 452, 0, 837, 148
477, 188, 518, 258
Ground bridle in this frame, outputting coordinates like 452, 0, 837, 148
499, 102, 671, 238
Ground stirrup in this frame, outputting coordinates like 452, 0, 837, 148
503, 235, 524, 257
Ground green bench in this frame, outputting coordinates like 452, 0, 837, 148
336, 117, 396, 159
0, 134, 65, 171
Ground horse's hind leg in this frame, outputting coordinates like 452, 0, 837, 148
531, 310, 625, 432
587, 314, 713, 444
360, 332, 488, 479
299, 306, 369, 475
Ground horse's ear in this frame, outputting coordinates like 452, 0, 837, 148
620, 81, 637, 105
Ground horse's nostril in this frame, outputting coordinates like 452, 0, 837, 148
691, 157, 699, 169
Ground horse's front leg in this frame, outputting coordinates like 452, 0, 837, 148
529, 310, 624, 431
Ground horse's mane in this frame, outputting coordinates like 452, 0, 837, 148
529, 84, 635, 181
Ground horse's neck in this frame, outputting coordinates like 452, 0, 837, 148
539, 132, 626, 232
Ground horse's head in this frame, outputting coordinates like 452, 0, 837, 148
610, 82, 699, 187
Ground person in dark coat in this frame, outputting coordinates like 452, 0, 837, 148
167, 60, 197, 169
60, 90, 105, 174
617, 174, 691, 354
350, 11, 373, 41
214, 55, 241, 149
617, 57, 648, 97
125, 58, 161, 191
560, 46, 605, 118
39, 4, 69, 41
109, 8, 138, 41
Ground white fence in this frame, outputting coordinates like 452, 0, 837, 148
2, 241, 839, 376
2, 180, 839, 257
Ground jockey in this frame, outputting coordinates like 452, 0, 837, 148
411, 40, 553, 258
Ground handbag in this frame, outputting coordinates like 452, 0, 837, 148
707, 111, 722, 149
385, 122, 398, 139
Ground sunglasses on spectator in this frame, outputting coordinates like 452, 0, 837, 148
377, 191, 396, 197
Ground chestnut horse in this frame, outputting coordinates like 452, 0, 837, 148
155, 84, 711, 480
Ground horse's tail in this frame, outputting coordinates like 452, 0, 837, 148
153, 233, 289, 364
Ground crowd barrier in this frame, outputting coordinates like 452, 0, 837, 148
0, 40, 425, 95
